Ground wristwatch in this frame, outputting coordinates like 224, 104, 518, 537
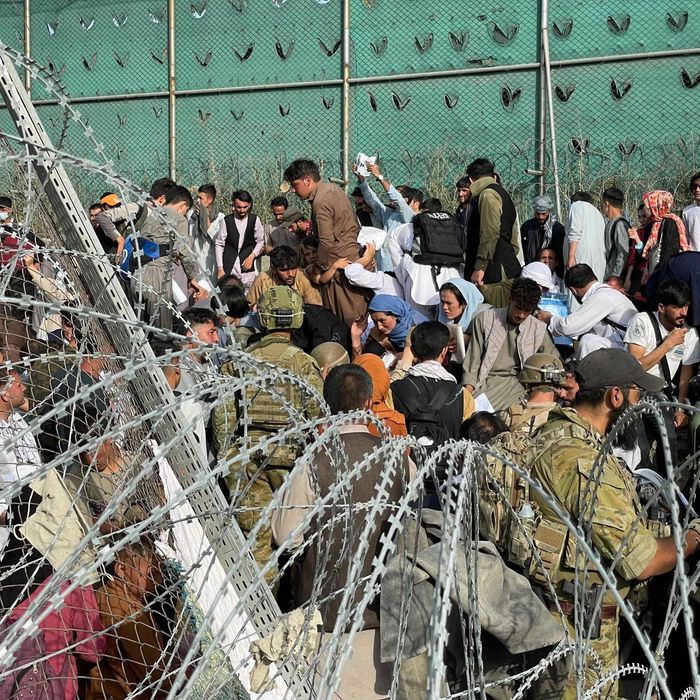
376, 174, 384, 181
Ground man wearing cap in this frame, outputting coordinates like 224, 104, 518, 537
536, 263, 637, 358
527, 348, 700, 698
520, 194, 565, 273
263, 207, 307, 254
247, 244, 322, 308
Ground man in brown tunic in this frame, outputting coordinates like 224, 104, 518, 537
283, 159, 371, 322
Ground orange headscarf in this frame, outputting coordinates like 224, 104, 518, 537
353, 354, 408, 437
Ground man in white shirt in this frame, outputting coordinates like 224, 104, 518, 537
624, 278, 700, 473
682, 172, 700, 251
343, 243, 404, 298
535, 263, 638, 358
0, 368, 42, 555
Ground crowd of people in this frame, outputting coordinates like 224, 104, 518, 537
1, 161, 700, 698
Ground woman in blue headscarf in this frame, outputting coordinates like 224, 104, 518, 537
438, 279, 489, 381
438, 278, 487, 331
362, 295, 427, 358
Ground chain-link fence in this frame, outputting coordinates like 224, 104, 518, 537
0, 0, 699, 216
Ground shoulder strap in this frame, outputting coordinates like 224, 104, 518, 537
645, 311, 673, 389
406, 378, 457, 415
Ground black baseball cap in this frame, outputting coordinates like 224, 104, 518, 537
576, 348, 664, 393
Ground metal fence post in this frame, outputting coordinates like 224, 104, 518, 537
168, 0, 176, 181
540, 0, 562, 220
341, 0, 351, 187
23, 0, 31, 94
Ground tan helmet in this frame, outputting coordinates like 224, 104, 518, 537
258, 285, 304, 330
519, 353, 565, 386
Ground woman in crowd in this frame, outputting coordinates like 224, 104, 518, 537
354, 295, 427, 360
637, 190, 688, 276
353, 353, 407, 437
438, 279, 487, 380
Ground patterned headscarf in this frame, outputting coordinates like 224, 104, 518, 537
641, 190, 689, 259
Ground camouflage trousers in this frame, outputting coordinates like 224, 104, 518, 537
231, 461, 292, 585
553, 608, 620, 700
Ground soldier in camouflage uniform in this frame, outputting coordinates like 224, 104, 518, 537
526, 349, 700, 698
506, 352, 565, 435
213, 286, 324, 580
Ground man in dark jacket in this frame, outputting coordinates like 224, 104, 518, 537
467, 159, 522, 306
520, 194, 565, 275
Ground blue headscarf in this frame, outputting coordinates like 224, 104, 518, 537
368, 295, 426, 349
437, 278, 484, 331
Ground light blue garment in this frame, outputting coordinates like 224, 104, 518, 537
437, 278, 484, 331
359, 180, 414, 272
368, 294, 427, 349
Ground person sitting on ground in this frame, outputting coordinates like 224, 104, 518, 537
353, 353, 408, 437
520, 261, 556, 294
86, 542, 181, 700
310, 341, 350, 379
535, 263, 638, 358
354, 295, 427, 361
438, 278, 489, 380
463, 278, 557, 411
247, 245, 322, 308
392, 321, 475, 447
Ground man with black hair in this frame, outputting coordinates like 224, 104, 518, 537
215, 189, 264, 288
602, 187, 630, 279
272, 362, 407, 699
392, 321, 475, 448
463, 277, 557, 410
536, 263, 637, 357
247, 245, 321, 307
465, 158, 522, 306
625, 278, 700, 472
459, 411, 508, 444
455, 176, 479, 273
190, 183, 221, 280
527, 348, 700, 697
351, 186, 377, 227
264, 206, 306, 254
284, 159, 368, 322
270, 195, 288, 223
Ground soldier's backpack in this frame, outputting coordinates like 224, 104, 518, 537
411, 211, 465, 267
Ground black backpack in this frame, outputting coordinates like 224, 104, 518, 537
411, 211, 465, 266
404, 381, 458, 486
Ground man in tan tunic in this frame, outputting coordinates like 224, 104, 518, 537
283, 159, 371, 322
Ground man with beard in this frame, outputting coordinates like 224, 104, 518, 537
624, 278, 700, 473
526, 348, 700, 698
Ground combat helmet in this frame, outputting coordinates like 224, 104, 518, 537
518, 353, 565, 387
258, 285, 304, 330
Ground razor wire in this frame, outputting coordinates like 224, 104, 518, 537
2, 42, 700, 700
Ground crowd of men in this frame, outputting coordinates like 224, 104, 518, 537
1, 162, 700, 698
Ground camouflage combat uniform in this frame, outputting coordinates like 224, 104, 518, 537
527, 406, 658, 699
213, 334, 323, 579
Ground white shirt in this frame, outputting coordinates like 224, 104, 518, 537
214, 214, 264, 287
344, 263, 404, 297
683, 203, 700, 252
0, 413, 42, 553
548, 282, 638, 345
563, 201, 606, 280
624, 311, 700, 380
